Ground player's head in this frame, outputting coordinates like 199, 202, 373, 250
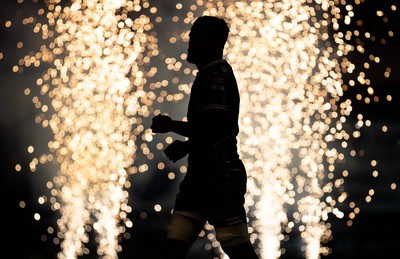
187, 16, 229, 65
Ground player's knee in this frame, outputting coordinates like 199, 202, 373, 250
215, 223, 250, 248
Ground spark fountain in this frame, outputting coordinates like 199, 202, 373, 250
201, 1, 345, 258
171, 0, 397, 258
15, 0, 158, 258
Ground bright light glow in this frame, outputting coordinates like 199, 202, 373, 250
13, 0, 395, 258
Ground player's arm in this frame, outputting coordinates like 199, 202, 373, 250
195, 71, 233, 144
170, 120, 190, 137
150, 114, 190, 137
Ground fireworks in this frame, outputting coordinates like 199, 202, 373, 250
2, 0, 398, 258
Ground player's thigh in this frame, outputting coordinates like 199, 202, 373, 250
166, 210, 206, 242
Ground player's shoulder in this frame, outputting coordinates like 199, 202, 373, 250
204, 60, 233, 82
208, 60, 231, 74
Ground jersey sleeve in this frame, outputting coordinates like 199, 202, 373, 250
200, 68, 230, 112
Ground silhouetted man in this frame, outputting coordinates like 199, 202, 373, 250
150, 15, 259, 259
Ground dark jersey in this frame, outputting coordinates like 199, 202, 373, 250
187, 59, 240, 157
175, 60, 247, 226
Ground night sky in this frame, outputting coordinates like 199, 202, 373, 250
1, 1, 400, 259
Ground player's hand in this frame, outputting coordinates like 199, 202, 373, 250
150, 114, 172, 133
164, 140, 188, 162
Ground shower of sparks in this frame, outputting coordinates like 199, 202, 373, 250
6, 0, 397, 258
199, 1, 344, 258
187, 0, 395, 258
15, 0, 159, 258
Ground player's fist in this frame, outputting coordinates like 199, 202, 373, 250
164, 140, 188, 162
150, 114, 172, 133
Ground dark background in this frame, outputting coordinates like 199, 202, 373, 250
1, 1, 399, 258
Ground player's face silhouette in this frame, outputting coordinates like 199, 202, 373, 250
187, 28, 208, 65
